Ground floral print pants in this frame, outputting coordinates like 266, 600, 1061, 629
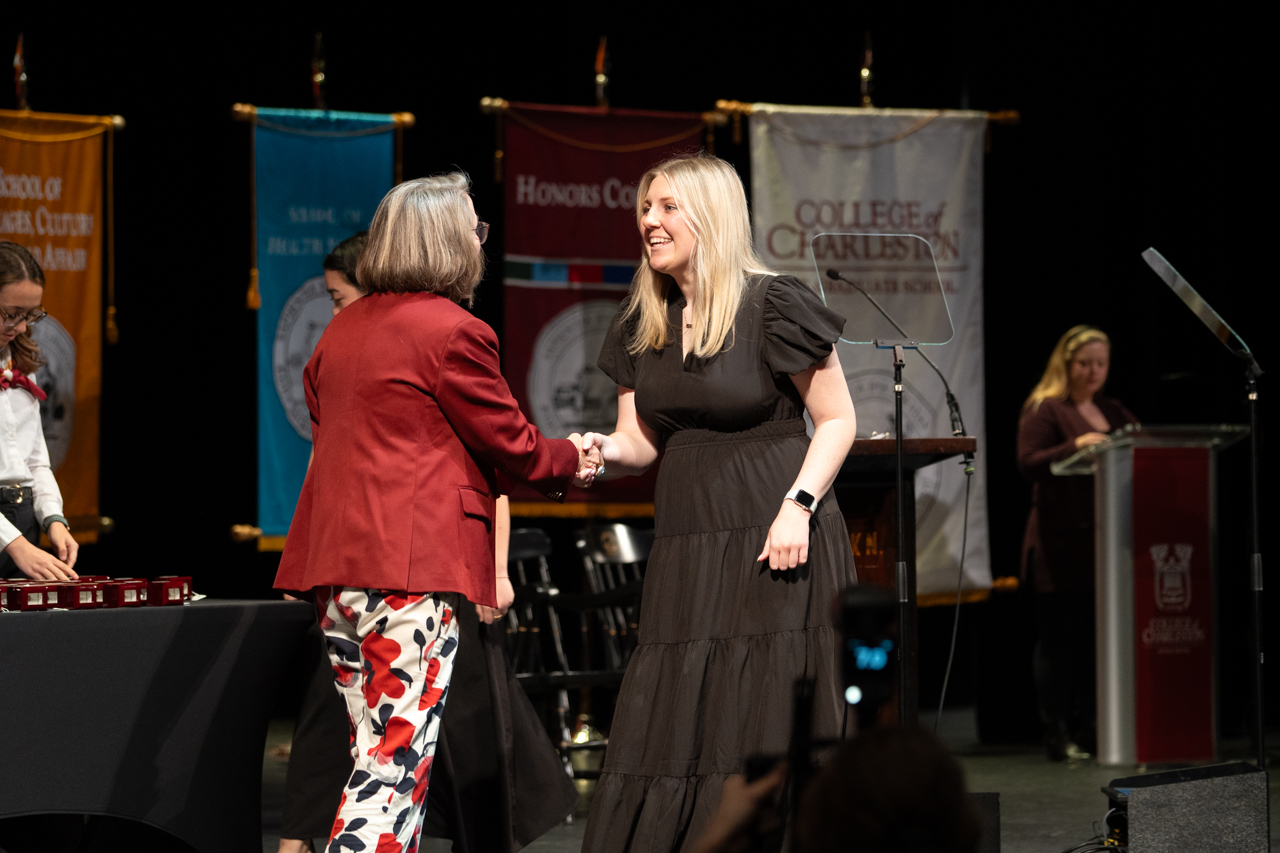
315, 586, 460, 853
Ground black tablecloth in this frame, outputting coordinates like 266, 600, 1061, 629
0, 600, 314, 853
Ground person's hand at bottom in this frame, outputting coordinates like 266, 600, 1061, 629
756, 501, 812, 570
5, 536, 78, 581
476, 576, 515, 624
691, 761, 788, 853
47, 522, 79, 570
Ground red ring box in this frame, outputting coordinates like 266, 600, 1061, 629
103, 579, 147, 608
147, 578, 186, 606
155, 575, 193, 602
1, 582, 54, 611
55, 581, 102, 610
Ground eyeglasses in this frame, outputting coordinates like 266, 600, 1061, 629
0, 306, 47, 329
475, 221, 489, 245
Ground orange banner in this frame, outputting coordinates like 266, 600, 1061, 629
0, 110, 109, 541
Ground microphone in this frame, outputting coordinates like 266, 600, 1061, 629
825, 269, 968, 439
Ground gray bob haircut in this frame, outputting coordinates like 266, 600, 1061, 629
357, 173, 485, 305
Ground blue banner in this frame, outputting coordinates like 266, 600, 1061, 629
255, 108, 394, 537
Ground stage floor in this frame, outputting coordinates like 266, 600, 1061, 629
261, 711, 1280, 853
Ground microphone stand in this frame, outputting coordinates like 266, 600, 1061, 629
827, 270, 972, 449
1140, 248, 1266, 769
826, 271, 973, 727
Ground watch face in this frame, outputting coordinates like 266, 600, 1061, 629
797, 490, 815, 508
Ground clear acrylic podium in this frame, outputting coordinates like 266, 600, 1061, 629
1053, 424, 1247, 765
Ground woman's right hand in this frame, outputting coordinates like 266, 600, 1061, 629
1075, 431, 1109, 450
581, 432, 623, 466
5, 536, 78, 581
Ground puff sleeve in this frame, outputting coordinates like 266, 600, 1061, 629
596, 298, 639, 388
761, 275, 845, 376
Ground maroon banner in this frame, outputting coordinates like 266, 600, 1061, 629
1131, 447, 1215, 763
501, 103, 705, 505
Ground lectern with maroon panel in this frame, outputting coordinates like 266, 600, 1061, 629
833, 436, 977, 722
1052, 424, 1246, 766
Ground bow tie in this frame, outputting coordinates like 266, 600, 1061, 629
0, 367, 47, 401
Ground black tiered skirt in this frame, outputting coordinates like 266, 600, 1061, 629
582, 418, 858, 852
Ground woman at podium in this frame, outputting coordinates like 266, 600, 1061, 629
1018, 325, 1137, 761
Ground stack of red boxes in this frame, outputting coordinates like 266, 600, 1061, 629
0, 575, 195, 611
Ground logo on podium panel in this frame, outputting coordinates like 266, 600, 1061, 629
1151, 543, 1193, 612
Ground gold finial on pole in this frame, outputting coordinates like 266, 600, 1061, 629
860, 31, 874, 107
311, 32, 327, 110
594, 37, 610, 108
13, 34, 29, 111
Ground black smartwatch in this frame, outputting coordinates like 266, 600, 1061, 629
784, 488, 815, 513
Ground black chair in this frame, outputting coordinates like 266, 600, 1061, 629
504, 524, 652, 789
575, 523, 653, 670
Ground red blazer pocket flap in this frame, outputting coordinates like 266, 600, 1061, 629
458, 487, 492, 528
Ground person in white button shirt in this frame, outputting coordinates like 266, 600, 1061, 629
0, 242, 78, 581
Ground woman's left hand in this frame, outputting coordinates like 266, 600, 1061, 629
756, 501, 811, 570
47, 522, 79, 571
476, 576, 516, 624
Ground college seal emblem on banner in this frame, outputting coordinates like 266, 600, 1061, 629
272, 275, 333, 440
527, 300, 620, 437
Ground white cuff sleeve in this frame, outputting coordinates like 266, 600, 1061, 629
28, 409, 65, 524
0, 513, 24, 551
32, 467, 65, 525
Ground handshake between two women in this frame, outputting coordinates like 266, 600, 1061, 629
568, 432, 606, 489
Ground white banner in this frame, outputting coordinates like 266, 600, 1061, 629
750, 105, 991, 596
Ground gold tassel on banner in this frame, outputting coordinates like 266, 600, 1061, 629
105, 120, 120, 343
479, 97, 508, 183
233, 103, 260, 310
246, 268, 261, 310
392, 112, 415, 184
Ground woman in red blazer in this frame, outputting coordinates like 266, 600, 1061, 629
275, 173, 596, 852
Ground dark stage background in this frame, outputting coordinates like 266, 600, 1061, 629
2, 15, 1270, 730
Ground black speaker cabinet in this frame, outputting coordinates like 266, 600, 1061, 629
971, 792, 1000, 853
1103, 761, 1268, 851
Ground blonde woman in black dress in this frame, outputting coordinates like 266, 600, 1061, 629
580, 155, 859, 852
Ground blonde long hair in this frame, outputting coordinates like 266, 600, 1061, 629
623, 155, 773, 358
1023, 325, 1110, 411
